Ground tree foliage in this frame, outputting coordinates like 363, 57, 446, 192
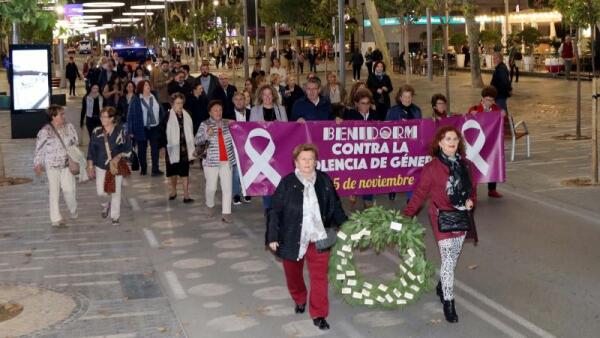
0, 0, 58, 43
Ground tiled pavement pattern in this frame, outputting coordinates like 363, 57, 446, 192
1, 69, 599, 337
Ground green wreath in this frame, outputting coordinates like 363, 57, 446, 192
328, 206, 435, 308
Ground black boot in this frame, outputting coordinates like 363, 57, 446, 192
443, 300, 459, 323
436, 281, 444, 304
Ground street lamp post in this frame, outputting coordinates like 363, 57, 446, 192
164, 0, 169, 57
243, 0, 249, 78
192, 0, 199, 71
338, 0, 345, 87
255, 0, 259, 56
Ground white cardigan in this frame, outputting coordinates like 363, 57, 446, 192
166, 109, 196, 163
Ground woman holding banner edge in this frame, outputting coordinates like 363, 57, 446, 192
403, 125, 478, 323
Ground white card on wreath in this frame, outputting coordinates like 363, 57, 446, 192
390, 222, 403, 231
350, 233, 363, 241
347, 279, 357, 286
341, 258, 348, 265
336, 250, 345, 257
410, 285, 420, 292
397, 299, 407, 305
337, 231, 347, 240
362, 289, 370, 297
352, 292, 363, 299
342, 287, 351, 294
336, 274, 345, 280
385, 294, 394, 302
363, 282, 373, 289
346, 270, 356, 277
364, 298, 374, 305
376, 296, 386, 303
404, 292, 414, 300
378, 284, 388, 292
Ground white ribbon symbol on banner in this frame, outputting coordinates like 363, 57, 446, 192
461, 119, 489, 176
242, 128, 282, 188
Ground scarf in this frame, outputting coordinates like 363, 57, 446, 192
437, 151, 472, 209
295, 169, 328, 260
166, 109, 196, 163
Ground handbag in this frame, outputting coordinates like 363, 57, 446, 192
49, 124, 80, 175
129, 148, 140, 171
315, 227, 337, 252
103, 130, 131, 194
193, 140, 209, 159
437, 209, 472, 233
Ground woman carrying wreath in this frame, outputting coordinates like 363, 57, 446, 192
267, 144, 347, 331
403, 125, 477, 323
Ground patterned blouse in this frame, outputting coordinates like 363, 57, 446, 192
33, 123, 79, 168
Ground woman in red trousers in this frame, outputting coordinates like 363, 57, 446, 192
267, 143, 347, 331
404, 125, 478, 323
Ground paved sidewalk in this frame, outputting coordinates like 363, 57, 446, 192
1, 67, 599, 337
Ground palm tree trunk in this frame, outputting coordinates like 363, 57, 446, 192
364, 0, 391, 68
464, 0, 483, 88
575, 27, 581, 139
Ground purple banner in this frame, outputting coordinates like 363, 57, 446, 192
230, 112, 505, 196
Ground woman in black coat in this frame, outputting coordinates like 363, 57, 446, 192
366, 61, 393, 121
184, 82, 209, 134
267, 144, 347, 331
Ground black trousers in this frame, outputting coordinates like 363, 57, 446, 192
352, 64, 362, 80
510, 63, 519, 83
488, 182, 497, 191
68, 78, 77, 95
85, 117, 101, 139
309, 62, 317, 72
137, 126, 161, 174
365, 62, 373, 76
298, 62, 304, 74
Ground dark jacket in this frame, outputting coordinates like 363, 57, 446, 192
307, 49, 318, 64
215, 84, 238, 120
87, 124, 132, 170
404, 157, 478, 242
167, 81, 191, 96
371, 49, 383, 62
386, 103, 422, 121
127, 93, 167, 141
194, 74, 223, 102
66, 62, 80, 80
350, 51, 364, 66
267, 170, 347, 260
491, 62, 512, 99
343, 108, 381, 121
367, 73, 393, 111
282, 85, 305, 117
80, 94, 106, 127
184, 93, 209, 133
291, 95, 333, 121
117, 94, 135, 123
98, 69, 115, 90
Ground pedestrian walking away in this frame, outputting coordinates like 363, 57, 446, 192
66, 56, 82, 97
267, 143, 347, 331
86, 107, 132, 225
34, 105, 79, 227
349, 49, 364, 81
364, 47, 374, 76
404, 125, 478, 323
490, 51, 512, 113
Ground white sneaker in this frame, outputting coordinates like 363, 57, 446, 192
69, 212, 78, 220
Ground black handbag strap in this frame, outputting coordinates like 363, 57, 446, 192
49, 123, 69, 152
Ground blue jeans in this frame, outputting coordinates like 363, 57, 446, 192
137, 126, 161, 174
263, 195, 272, 210
496, 97, 508, 113
232, 164, 242, 197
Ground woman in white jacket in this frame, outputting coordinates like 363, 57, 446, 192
165, 93, 196, 203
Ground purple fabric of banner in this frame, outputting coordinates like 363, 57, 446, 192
229, 111, 505, 196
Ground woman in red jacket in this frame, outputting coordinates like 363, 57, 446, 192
404, 125, 477, 323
